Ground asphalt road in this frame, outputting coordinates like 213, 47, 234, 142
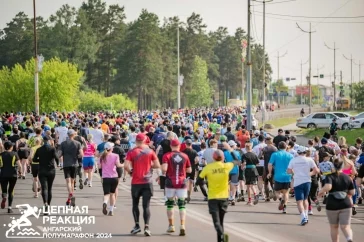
0, 170, 363, 242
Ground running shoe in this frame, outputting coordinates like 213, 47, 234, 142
22, 176, 25, 180
253, 195, 259, 205
102, 203, 107, 215
265, 198, 271, 202
315, 200, 321, 212
231, 200, 236, 206
308, 210, 313, 215
71, 197, 76, 207
89, 183, 92, 187
179, 227, 186, 236
66, 200, 70, 206
203, 197, 208, 201
272, 193, 278, 201
166, 225, 175, 233
352, 206, 357, 216
130, 225, 141, 235
144, 227, 151, 236
8, 208, 13, 214
300, 218, 308, 226
194, 186, 198, 192
269, 190, 274, 199
186, 197, 191, 203
84, 178, 88, 186
108, 211, 113, 216
246, 201, 253, 206
282, 205, 287, 214
224, 233, 229, 242
278, 199, 285, 210
1, 196, 6, 209
79, 179, 83, 190
358, 197, 362, 205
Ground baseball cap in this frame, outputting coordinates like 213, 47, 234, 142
104, 142, 114, 150
321, 138, 328, 145
185, 139, 193, 145
170, 139, 181, 147
136, 133, 146, 142
61, 121, 67, 127
115, 125, 121, 130
220, 135, 227, 142
67, 129, 76, 135
297, 146, 307, 154
254, 130, 260, 135
228, 140, 237, 147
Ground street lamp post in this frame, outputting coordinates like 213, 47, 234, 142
343, 54, 354, 109
300, 59, 308, 105
324, 42, 338, 111
316, 65, 325, 103
246, 0, 253, 130
297, 23, 316, 114
33, 0, 39, 115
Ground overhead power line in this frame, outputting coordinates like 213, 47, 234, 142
253, 11, 364, 19
253, 12, 364, 23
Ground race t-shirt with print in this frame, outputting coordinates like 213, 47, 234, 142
319, 161, 334, 180
162, 151, 191, 189
126, 147, 158, 185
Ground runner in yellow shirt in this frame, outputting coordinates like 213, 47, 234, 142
199, 149, 239, 242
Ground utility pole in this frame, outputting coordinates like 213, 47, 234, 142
253, 0, 272, 128
177, 26, 181, 109
354, 60, 363, 83
275, 51, 287, 105
316, 65, 325, 103
343, 54, 354, 109
33, 0, 39, 115
297, 23, 315, 114
246, 0, 253, 130
300, 59, 308, 105
325, 42, 338, 110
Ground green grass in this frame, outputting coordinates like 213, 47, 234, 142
301, 128, 364, 144
348, 110, 364, 115
266, 117, 298, 128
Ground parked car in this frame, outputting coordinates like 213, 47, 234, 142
329, 112, 351, 129
296, 112, 347, 129
349, 112, 364, 129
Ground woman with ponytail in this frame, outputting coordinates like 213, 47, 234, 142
318, 158, 355, 242
98, 142, 124, 216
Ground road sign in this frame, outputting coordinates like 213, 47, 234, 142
320, 74, 324, 78
290, 78, 296, 80
313, 75, 318, 78
178, 75, 184, 86
286, 77, 290, 81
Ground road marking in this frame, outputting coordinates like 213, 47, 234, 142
116, 182, 275, 242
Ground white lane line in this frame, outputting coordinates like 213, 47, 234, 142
117, 182, 275, 242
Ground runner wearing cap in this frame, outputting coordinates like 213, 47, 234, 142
99, 142, 124, 216
287, 146, 320, 225
162, 138, 191, 236
319, 151, 335, 204
82, 134, 96, 187
225, 140, 241, 205
124, 133, 160, 236
28, 137, 42, 198
199, 149, 235, 242
59, 129, 84, 206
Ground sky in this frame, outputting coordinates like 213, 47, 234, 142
1, 0, 364, 88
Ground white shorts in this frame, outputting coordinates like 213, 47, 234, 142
165, 188, 188, 199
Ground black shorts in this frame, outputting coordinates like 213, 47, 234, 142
274, 181, 291, 191
63, 166, 77, 179
187, 170, 196, 180
116, 168, 123, 178
245, 168, 258, 185
18, 149, 29, 159
131, 183, 154, 198
31, 164, 39, 178
358, 165, 364, 179
159, 176, 166, 190
256, 166, 264, 177
208, 199, 228, 214
102, 177, 119, 195
238, 168, 245, 181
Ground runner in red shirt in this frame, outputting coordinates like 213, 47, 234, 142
162, 139, 192, 236
124, 133, 160, 237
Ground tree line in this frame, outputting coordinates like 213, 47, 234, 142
0, 0, 273, 110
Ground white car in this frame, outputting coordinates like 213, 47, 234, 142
296, 112, 347, 129
349, 112, 364, 129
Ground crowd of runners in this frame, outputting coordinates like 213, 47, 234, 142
0, 108, 363, 242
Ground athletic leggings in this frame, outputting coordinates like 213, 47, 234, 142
39, 171, 55, 205
308, 181, 318, 207
131, 185, 152, 225
1, 177, 17, 207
